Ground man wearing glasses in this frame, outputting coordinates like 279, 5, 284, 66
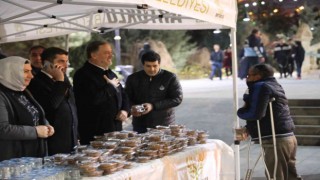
73, 41, 130, 144
237, 64, 301, 180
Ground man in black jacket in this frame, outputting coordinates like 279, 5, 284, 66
73, 41, 130, 144
237, 64, 301, 180
28, 47, 78, 155
274, 37, 292, 79
125, 50, 183, 133
28, 45, 45, 75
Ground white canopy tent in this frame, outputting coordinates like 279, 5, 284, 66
0, 0, 237, 43
0, 0, 241, 179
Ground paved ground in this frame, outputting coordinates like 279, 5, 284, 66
175, 70, 320, 180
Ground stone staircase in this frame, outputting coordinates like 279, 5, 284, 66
289, 99, 320, 146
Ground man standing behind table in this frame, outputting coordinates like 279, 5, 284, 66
73, 41, 130, 145
237, 64, 301, 180
125, 50, 183, 133
28, 47, 78, 155
28, 45, 45, 75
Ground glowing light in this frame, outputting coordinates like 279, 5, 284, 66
261, 1, 265, 5
243, 12, 250, 21
213, 29, 221, 34
311, 27, 314, 31
279, 0, 283, 2
252, 2, 257, 6
273, 9, 279, 13
244, 3, 249, 7
114, 35, 121, 40
299, 6, 304, 10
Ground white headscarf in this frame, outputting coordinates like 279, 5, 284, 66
0, 56, 29, 91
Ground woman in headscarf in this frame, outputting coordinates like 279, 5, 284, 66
0, 56, 54, 161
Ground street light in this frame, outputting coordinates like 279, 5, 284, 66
213, 29, 221, 34
114, 29, 121, 66
243, 12, 250, 21
114, 35, 121, 40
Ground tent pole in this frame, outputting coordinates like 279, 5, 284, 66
114, 29, 121, 66
65, 34, 69, 51
231, 28, 240, 180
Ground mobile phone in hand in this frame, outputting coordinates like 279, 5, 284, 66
43, 61, 54, 69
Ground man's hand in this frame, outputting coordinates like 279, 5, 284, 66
141, 103, 153, 115
131, 105, 142, 117
116, 110, 128, 121
103, 75, 120, 87
43, 63, 64, 81
131, 103, 153, 117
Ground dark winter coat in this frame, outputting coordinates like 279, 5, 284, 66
244, 34, 263, 58
210, 50, 224, 63
73, 61, 130, 144
28, 71, 78, 155
274, 43, 291, 66
0, 84, 48, 161
293, 41, 305, 63
237, 77, 295, 140
125, 70, 183, 133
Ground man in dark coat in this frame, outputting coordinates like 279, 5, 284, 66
292, 41, 305, 79
125, 50, 183, 133
237, 64, 301, 180
274, 38, 292, 78
73, 41, 130, 144
209, 44, 224, 80
28, 45, 45, 76
28, 47, 78, 155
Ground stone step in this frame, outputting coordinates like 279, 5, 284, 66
290, 107, 320, 116
294, 125, 320, 135
288, 99, 320, 106
296, 135, 320, 146
292, 115, 320, 125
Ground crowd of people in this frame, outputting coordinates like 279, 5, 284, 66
209, 44, 233, 80
238, 28, 305, 80
0, 35, 305, 179
0, 40, 183, 161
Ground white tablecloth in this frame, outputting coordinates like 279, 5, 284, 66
83, 139, 234, 180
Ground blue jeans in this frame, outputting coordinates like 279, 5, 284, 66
210, 62, 222, 79
295, 61, 303, 78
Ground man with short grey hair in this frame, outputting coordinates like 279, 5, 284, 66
73, 40, 129, 144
